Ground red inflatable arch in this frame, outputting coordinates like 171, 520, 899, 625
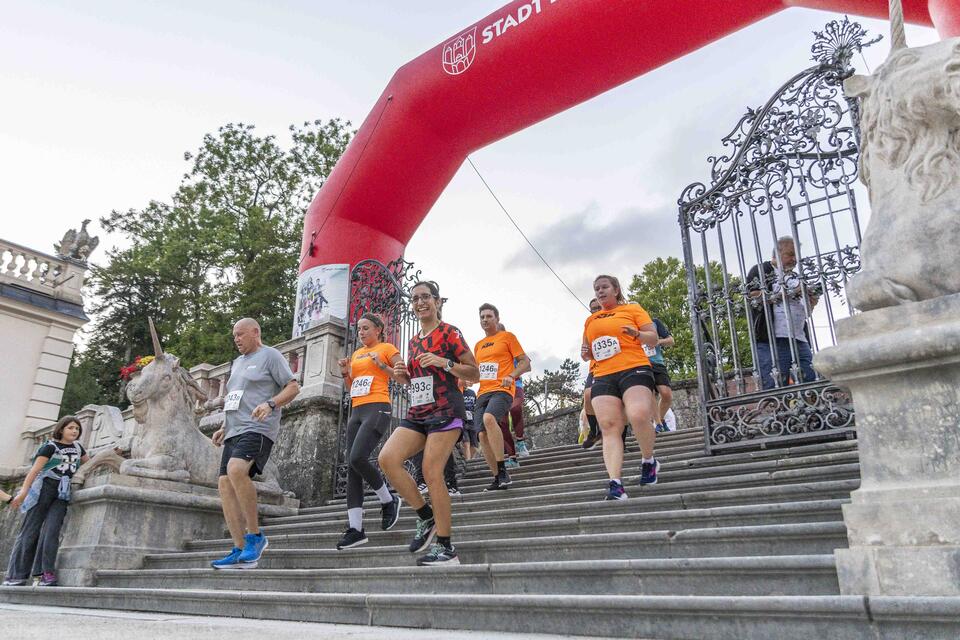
298, 0, 956, 278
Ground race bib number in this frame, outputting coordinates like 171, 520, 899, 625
409, 376, 434, 407
479, 362, 499, 381
350, 375, 374, 398
592, 336, 621, 361
224, 390, 243, 411
643, 343, 658, 358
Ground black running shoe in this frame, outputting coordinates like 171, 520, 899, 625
408, 516, 437, 553
497, 468, 512, 488
640, 458, 661, 485
581, 433, 600, 450
336, 527, 368, 550
380, 494, 402, 531
416, 543, 460, 566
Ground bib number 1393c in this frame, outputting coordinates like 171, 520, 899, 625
409, 376, 434, 407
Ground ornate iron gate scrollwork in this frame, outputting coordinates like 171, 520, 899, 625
678, 19, 877, 454
332, 257, 420, 497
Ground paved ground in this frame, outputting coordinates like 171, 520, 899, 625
0, 603, 617, 639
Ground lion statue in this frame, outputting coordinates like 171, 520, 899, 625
844, 27, 960, 311
117, 320, 283, 494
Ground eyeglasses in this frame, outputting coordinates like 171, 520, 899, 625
410, 294, 435, 303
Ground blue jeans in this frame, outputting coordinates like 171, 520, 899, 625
756, 338, 816, 390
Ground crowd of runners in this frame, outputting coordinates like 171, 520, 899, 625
320, 274, 677, 567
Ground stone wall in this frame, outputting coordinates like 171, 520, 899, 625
521, 377, 704, 451
272, 394, 341, 507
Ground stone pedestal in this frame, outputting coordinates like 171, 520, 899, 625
56, 471, 299, 586
814, 293, 960, 597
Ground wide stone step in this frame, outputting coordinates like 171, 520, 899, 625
142, 522, 849, 571
97, 554, 841, 597
2, 588, 956, 639
316, 438, 858, 509
260, 480, 860, 538
264, 464, 861, 530
456, 450, 860, 494
191, 499, 848, 551
293, 445, 861, 518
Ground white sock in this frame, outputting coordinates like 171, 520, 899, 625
347, 507, 363, 531
612, 478, 622, 485
374, 484, 393, 504
642, 457, 655, 465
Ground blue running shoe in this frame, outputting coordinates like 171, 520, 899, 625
504, 458, 520, 469
604, 480, 627, 501
210, 546, 243, 570
237, 533, 269, 568
640, 459, 661, 485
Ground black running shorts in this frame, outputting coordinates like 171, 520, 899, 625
591, 366, 657, 399
584, 372, 595, 389
651, 363, 671, 388
219, 432, 274, 477
399, 417, 464, 437
475, 391, 512, 423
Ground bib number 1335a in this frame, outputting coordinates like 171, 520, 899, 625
592, 336, 621, 361
409, 376, 434, 407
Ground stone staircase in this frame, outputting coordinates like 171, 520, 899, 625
2, 429, 959, 638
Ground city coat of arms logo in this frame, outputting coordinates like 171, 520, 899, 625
441, 26, 477, 76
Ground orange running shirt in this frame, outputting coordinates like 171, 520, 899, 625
349, 342, 401, 407
582, 304, 654, 377
473, 331, 525, 398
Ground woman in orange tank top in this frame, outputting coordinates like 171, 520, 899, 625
581, 274, 661, 501
334, 313, 405, 550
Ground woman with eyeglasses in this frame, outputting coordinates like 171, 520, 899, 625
378, 281, 479, 566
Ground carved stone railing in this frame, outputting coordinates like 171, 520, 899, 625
0, 238, 87, 305
191, 316, 347, 423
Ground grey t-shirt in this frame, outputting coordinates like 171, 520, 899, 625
224, 346, 295, 442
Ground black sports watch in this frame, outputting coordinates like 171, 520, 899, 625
267, 400, 277, 410
443, 359, 454, 372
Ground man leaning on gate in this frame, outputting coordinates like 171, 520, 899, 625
746, 236, 819, 391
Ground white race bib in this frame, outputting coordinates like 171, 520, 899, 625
479, 362, 499, 381
350, 375, 374, 398
409, 376, 434, 407
592, 336, 622, 361
224, 390, 243, 411
643, 343, 658, 358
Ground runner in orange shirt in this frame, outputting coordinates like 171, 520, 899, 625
474, 304, 531, 491
581, 275, 660, 500
335, 313, 405, 550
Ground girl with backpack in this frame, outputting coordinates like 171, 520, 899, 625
3, 415, 88, 586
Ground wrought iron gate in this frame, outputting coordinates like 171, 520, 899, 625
678, 19, 879, 454
332, 257, 420, 497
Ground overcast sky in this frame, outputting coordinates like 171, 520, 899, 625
1, 1, 938, 376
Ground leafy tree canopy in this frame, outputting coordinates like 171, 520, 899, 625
62, 120, 352, 409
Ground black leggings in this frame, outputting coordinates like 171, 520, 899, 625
346, 403, 393, 509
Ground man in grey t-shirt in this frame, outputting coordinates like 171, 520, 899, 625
209, 318, 300, 569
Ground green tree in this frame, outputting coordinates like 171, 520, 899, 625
523, 358, 583, 417
627, 257, 751, 381
62, 120, 352, 411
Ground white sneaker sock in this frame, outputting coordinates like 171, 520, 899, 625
374, 484, 393, 504
642, 457, 655, 465
347, 507, 364, 531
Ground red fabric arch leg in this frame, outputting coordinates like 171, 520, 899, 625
929, 0, 960, 37
297, 0, 940, 303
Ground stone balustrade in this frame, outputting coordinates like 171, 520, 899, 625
191, 315, 347, 413
0, 238, 86, 305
